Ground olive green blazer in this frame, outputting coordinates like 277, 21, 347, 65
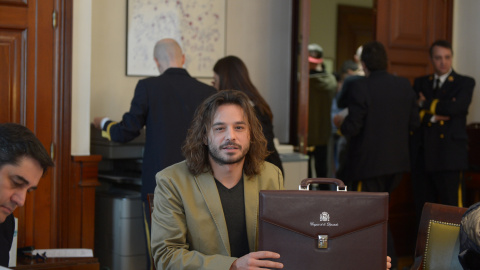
151, 161, 283, 270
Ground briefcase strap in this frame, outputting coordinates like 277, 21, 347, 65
299, 178, 347, 191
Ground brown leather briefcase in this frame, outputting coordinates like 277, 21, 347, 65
259, 178, 388, 270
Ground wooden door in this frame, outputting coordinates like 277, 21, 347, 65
375, 0, 453, 257
0, 0, 72, 249
375, 0, 453, 82
336, 5, 374, 74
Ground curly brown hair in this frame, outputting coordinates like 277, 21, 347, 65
182, 90, 268, 177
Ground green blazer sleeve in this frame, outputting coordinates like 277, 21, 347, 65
151, 161, 283, 270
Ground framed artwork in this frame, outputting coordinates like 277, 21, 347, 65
127, 0, 226, 77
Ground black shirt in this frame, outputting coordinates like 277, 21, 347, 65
215, 177, 250, 258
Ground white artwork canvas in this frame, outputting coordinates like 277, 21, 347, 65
127, 0, 226, 77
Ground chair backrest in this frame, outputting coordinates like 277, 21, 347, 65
148, 193, 154, 218
147, 193, 155, 270
412, 202, 467, 270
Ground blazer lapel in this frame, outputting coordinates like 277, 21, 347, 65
244, 174, 259, 252
195, 172, 231, 255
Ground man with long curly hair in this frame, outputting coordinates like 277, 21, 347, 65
150, 90, 284, 270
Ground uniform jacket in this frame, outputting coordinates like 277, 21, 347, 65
411, 70, 475, 172
308, 71, 337, 146
151, 161, 283, 270
340, 70, 419, 182
103, 68, 216, 201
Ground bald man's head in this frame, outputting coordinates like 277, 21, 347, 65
153, 38, 185, 74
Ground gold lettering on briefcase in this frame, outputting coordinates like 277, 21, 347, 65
318, 235, 328, 248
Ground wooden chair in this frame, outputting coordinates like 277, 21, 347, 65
147, 193, 155, 270
411, 202, 468, 270
148, 193, 155, 218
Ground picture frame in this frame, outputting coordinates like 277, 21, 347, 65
126, 0, 226, 77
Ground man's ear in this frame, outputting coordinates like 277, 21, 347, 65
203, 136, 208, 145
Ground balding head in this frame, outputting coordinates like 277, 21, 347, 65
153, 38, 185, 74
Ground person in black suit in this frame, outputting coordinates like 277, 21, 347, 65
212, 55, 284, 176
93, 38, 216, 269
411, 40, 475, 220
334, 41, 420, 269
0, 123, 54, 267
93, 38, 216, 204
335, 41, 419, 191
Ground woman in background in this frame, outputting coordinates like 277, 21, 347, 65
212, 55, 284, 175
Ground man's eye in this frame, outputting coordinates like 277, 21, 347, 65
11, 178, 24, 188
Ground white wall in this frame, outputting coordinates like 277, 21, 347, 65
225, 1, 292, 142
72, 0, 292, 155
453, 0, 480, 124
71, 0, 92, 155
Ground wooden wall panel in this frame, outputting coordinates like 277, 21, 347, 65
64, 156, 101, 249
0, 31, 24, 123
1, 0, 77, 250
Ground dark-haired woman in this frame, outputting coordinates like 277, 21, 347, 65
212, 55, 284, 175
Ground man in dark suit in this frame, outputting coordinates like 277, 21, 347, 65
94, 38, 216, 268
334, 41, 419, 269
0, 123, 54, 267
335, 41, 419, 191
411, 40, 475, 220
94, 38, 216, 204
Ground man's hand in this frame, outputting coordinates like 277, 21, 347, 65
386, 255, 391, 270
333, 114, 344, 128
418, 92, 426, 107
93, 117, 106, 129
433, 115, 450, 122
230, 251, 283, 270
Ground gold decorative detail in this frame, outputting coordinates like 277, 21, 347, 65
448, 76, 454, 82
424, 220, 460, 269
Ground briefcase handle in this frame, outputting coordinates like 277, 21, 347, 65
299, 178, 347, 192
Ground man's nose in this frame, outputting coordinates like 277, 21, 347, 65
12, 191, 27, 207
225, 127, 236, 140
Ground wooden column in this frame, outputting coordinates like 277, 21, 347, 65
61, 155, 101, 249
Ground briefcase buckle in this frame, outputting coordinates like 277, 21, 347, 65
318, 235, 328, 249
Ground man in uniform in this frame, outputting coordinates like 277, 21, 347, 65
411, 40, 475, 220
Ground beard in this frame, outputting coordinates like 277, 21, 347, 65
208, 141, 249, 165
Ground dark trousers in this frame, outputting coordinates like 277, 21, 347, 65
411, 147, 463, 226
357, 173, 403, 270
411, 168, 462, 225
308, 145, 330, 190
